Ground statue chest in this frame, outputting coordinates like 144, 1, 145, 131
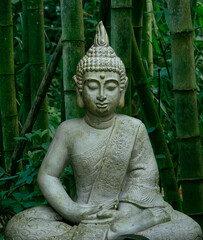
70, 132, 107, 177
69, 132, 109, 204
69, 128, 111, 175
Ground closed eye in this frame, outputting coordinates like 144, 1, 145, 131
105, 82, 118, 91
85, 81, 99, 90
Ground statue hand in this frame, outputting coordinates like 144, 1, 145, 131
97, 209, 119, 220
81, 209, 120, 224
76, 204, 102, 223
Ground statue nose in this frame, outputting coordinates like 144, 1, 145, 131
97, 94, 107, 101
97, 86, 106, 101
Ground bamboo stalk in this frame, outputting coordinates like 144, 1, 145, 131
142, 0, 153, 75
100, 0, 111, 39
22, 0, 30, 125
0, 0, 19, 171
132, 0, 144, 51
60, 70, 66, 122
60, 0, 85, 119
131, 0, 144, 118
27, 0, 49, 142
111, 0, 132, 116
0, 114, 3, 167
100, 0, 110, 27
168, 0, 203, 227
10, 38, 62, 176
190, 0, 197, 24
153, 17, 171, 80
131, 26, 182, 211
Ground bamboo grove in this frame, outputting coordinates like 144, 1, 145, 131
0, 0, 202, 233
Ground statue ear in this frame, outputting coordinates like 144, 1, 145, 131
72, 75, 84, 108
117, 78, 128, 109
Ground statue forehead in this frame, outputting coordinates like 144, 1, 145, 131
83, 71, 120, 81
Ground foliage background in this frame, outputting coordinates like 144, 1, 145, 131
0, 0, 202, 238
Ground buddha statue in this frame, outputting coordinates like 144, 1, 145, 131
5, 21, 202, 240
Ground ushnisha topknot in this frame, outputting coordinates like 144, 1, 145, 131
73, 21, 128, 93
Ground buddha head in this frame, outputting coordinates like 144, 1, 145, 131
73, 21, 128, 117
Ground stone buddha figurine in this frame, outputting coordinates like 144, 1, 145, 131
5, 22, 202, 240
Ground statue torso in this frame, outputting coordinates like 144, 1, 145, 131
66, 118, 114, 204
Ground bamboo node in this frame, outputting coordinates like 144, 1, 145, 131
172, 88, 197, 92
0, 24, 13, 27
63, 89, 76, 93
111, 6, 132, 9
62, 39, 85, 43
179, 178, 203, 182
176, 135, 200, 141
0, 73, 15, 76
170, 29, 194, 35
186, 212, 203, 216
3, 149, 15, 153
5, 114, 18, 119
29, 62, 44, 65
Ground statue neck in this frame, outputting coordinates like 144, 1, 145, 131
84, 112, 115, 129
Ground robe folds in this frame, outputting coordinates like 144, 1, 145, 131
5, 115, 202, 240
71, 115, 168, 209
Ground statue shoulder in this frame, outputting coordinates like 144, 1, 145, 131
59, 118, 83, 129
116, 114, 143, 128
55, 118, 84, 139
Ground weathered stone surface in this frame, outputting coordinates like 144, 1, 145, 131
5, 21, 202, 240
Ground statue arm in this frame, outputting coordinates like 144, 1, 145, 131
37, 122, 101, 223
119, 122, 167, 208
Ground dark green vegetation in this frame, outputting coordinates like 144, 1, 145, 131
168, 0, 203, 227
0, 0, 19, 172
0, 0, 202, 237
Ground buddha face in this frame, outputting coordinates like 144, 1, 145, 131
82, 71, 121, 117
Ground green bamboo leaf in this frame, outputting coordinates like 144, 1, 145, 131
41, 142, 50, 151
0, 175, 18, 181
39, 129, 49, 138
25, 133, 33, 141
152, 32, 161, 54
0, 166, 7, 174
31, 150, 44, 155
86, 18, 98, 25
14, 36, 22, 49
160, 68, 169, 79
164, 8, 169, 27
13, 204, 23, 213
1, 198, 18, 205
193, 5, 203, 15
155, 154, 166, 159
13, 192, 22, 201
14, 136, 28, 141
23, 201, 41, 208
0, 191, 8, 198
26, 176, 34, 184
155, 11, 163, 23
147, 127, 157, 133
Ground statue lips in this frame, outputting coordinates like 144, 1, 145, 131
96, 103, 108, 109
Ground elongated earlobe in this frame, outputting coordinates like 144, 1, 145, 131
117, 91, 125, 108
117, 80, 128, 109
76, 88, 84, 108
72, 75, 84, 108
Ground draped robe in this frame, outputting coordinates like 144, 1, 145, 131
5, 115, 202, 240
